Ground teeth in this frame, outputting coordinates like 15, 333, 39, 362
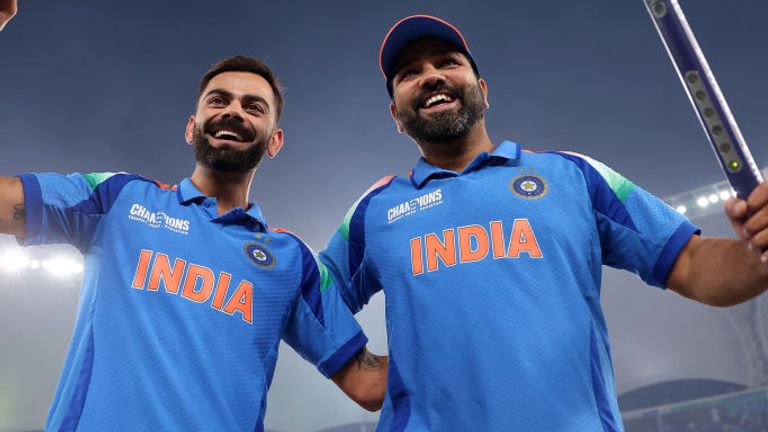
425, 94, 452, 108
214, 130, 241, 140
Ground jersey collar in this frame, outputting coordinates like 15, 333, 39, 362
177, 178, 267, 229
409, 140, 521, 188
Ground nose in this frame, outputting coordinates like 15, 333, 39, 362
418, 65, 446, 89
221, 101, 246, 121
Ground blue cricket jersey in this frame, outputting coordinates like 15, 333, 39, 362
320, 141, 699, 431
18, 173, 367, 431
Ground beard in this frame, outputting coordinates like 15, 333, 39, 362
191, 119, 268, 174
394, 79, 486, 144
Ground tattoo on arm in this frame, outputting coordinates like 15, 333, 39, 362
354, 348, 384, 371
13, 203, 24, 221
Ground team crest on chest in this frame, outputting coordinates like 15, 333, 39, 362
510, 174, 548, 199
244, 241, 276, 269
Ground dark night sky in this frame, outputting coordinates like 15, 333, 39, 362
2, 1, 768, 431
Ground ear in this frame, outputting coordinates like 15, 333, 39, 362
266, 128, 285, 158
389, 102, 405, 134
185, 116, 196, 145
479, 78, 490, 110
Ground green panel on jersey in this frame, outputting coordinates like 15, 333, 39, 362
585, 158, 636, 202
82, 172, 120, 191
317, 260, 333, 293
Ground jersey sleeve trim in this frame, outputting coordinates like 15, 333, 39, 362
651, 220, 700, 286
317, 330, 368, 378
18, 174, 43, 244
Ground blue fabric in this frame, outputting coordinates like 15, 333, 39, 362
17, 174, 42, 244
386, 358, 411, 432
322, 142, 697, 431
653, 220, 700, 285
551, 152, 638, 231
348, 181, 393, 282
21, 173, 365, 431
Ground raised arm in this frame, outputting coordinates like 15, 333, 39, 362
0, 0, 17, 31
667, 182, 768, 306
0, 176, 26, 238
331, 347, 388, 412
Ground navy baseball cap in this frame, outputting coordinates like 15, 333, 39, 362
380, 15, 479, 97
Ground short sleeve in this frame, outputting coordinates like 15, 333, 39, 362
554, 152, 700, 287
282, 236, 368, 378
18, 172, 142, 252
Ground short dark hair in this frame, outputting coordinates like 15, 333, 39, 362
197, 56, 285, 123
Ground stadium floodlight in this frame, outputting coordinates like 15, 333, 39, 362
41, 256, 84, 278
665, 167, 768, 221
1, 248, 30, 273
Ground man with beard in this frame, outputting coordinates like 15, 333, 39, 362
0, 51, 387, 431
319, 15, 768, 431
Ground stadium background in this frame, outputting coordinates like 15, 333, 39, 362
2, 1, 768, 431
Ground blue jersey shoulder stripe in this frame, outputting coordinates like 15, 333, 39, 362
346, 176, 396, 280
549, 152, 638, 231
68, 173, 158, 215
273, 228, 326, 327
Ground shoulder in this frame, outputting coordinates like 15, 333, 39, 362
527, 150, 635, 197
268, 227, 332, 288
269, 227, 312, 254
78, 172, 176, 194
334, 176, 396, 239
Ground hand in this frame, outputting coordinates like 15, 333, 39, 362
725, 181, 768, 264
0, 0, 17, 31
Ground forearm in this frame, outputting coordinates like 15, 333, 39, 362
331, 347, 388, 411
669, 236, 768, 307
0, 176, 26, 238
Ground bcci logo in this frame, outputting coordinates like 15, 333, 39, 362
244, 242, 276, 269
510, 174, 548, 199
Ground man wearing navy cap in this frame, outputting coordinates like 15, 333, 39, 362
320, 14, 768, 430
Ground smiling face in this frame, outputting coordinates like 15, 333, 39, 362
389, 38, 489, 145
185, 71, 284, 174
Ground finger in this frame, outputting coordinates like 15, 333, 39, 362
747, 182, 768, 215
725, 198, 748, 238
744, 205, 768, 238
749, 226, 768, 251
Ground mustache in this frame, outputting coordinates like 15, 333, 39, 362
203, 118, 256, 142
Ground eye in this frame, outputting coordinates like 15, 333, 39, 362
246, 103, 266, 114
440, 58, 459, 68
208, 96, 226, 106
399, 69, 418, 80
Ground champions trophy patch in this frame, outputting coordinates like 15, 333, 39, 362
510, 174, 548, 199
244, 242, 276, 269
